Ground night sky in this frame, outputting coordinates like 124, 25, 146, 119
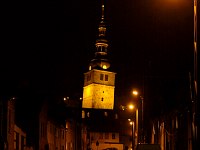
1, 0, 198, 118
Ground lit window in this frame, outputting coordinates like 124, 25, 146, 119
115, 114, 118, 119
82, 110, 85, 118
104, 112, 108, 117
87, 112, 90, 117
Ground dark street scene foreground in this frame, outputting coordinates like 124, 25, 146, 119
1, 0, 199, 150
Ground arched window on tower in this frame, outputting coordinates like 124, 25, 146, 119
87, 112, 90, 118
101, 46, 105, 52
82, 110, 85, 118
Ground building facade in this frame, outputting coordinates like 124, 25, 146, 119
14, 124, 26, 150
0, 97, 15, 150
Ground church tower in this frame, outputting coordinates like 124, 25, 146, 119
82, 2, 116, 110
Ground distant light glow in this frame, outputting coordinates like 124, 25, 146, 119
132, 90, 138, 96
64, 97, 69, 101
130, 121, 133, 125
128, 104, 135, 110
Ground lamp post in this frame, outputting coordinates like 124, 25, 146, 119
128, 104, 138, 149
193, 1, 198, 150
132, 90, 144, 144
128, 120, 135, 150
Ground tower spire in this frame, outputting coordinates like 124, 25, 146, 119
89, 1, 110, 71
82, 0, 116, 110
101, 3, 104, 21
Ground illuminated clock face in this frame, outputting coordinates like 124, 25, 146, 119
102, 65, 107, 69
99, 62, 110, 69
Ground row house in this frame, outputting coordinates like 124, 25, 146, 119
1, 95, 82, 150
150, 108, 194, 150
81, 109, 124, 150
0, 97, 27, 150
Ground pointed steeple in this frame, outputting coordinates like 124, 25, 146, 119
89, 1, 110, 71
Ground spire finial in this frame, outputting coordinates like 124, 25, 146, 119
101, 2, 104, 20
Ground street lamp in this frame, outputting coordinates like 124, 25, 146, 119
129, 121, 135, 150
128, 103, 138, 149
132, 90, 144, 144
128, 104, 135, 110
132, 90, 138, 96
193, 1, 198, 150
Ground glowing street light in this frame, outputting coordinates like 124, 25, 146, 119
128, 104, 135, 110
132, 90, 145, 144
132, 90, 138, 96
128, 102, 138, 149
129, 121, 135, 150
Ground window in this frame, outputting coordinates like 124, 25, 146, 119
61, 146, 64, 150
82, 110, 85, 118
40, 123, 43, 137
99, 133, 103, 139
87, 112, 90, 117
100, 74, 104, 80
91, 135, 94, 141
112, 133, 115, 139
40, 122, 46, 137
21, 136, 25, 150
50, 124, 53, 134
97, 46, 101, 52
87, 74, 91, 81
58, 129, 60, 138
8, 109, 11, 132
105, 133, 109, 139
16, 132, 19, 150
62, 130, 65, 139
101, 47, 105, 52
105, 75, 108, 81
104, 112, 108, 117
115, 114, 118, 119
